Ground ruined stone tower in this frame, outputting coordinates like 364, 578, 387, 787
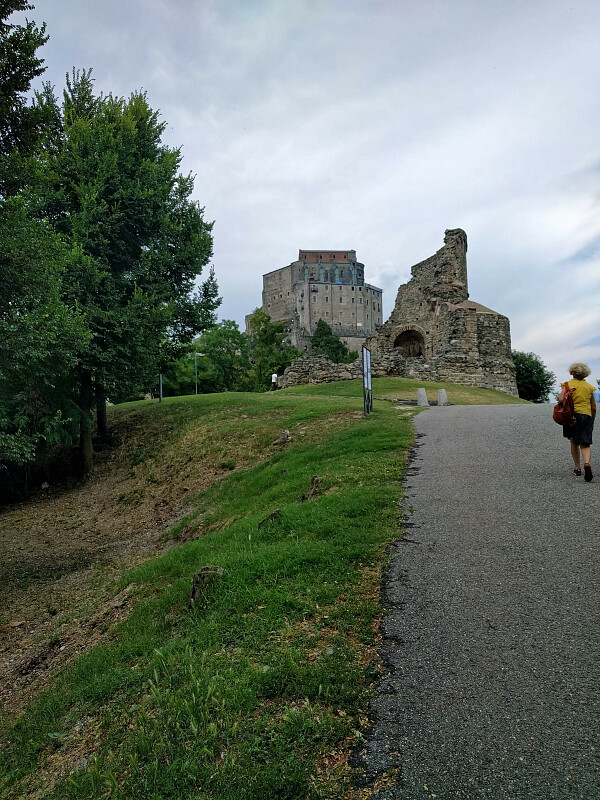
367, 229, 517, 394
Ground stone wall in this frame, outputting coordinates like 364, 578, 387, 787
281, 355, 362, 387
281, 349, 516, 393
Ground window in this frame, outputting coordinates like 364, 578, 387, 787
325, 311, 329, 317
313, 310, 316, 316
325, 296, 329, 302
339, 297, 342, 303
312, 295, 316, 302
359, 298, 363, 304
352, 298, 355, 304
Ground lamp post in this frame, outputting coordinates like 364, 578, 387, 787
194, 352, 205, 395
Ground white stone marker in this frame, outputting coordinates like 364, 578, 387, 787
417, 388, 429, 407
437, 389, 449, 406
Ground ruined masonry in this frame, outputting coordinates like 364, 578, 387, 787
282, 229, 518, 395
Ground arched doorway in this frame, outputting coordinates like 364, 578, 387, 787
393, 329, 425, 357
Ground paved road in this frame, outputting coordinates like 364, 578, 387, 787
355, 404, 600, 800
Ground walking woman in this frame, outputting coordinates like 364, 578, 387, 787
562, 363, 596, 482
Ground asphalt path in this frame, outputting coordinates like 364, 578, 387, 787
355, 403, 600, 800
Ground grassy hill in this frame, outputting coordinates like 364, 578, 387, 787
0, 380, 525, 799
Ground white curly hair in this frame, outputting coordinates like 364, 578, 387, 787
569, 362, 591, 380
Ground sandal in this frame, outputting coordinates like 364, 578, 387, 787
584, 463, 593, 482
573, 467, 582, 476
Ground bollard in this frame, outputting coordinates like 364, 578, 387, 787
417, 388, 429, 407
437, 389, 449, 406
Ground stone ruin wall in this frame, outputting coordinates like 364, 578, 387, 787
280, 347, 515, 394
281, 229, 518, 396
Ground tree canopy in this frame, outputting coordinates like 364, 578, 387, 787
512, 351, 556, 403
47, 69, 220, 469
0, 1, 49, 194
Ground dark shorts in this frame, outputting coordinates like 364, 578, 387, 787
563, 413, 594, 446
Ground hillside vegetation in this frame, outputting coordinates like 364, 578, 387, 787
0, 379, 525, 799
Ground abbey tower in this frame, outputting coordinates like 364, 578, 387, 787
259, 250, 383, 351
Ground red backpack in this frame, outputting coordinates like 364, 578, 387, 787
553, 381, 575, 426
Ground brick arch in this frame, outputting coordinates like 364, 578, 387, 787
392, 324, 427, 357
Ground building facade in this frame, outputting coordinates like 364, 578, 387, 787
259, 250, 383, 351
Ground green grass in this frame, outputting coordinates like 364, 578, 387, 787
284, 376, 528, 404
0, 379, 523, 799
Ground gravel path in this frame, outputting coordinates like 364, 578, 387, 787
355, 403, 600, 799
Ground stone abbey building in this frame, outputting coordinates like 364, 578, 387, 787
259, 250, 383, 351
281, 229, 518, 395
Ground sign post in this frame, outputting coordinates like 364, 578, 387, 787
362, 346, 372, 414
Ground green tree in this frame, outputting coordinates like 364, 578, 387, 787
0, 198, 89, 466
194, 320, 251, 393
0, 4, 88, 472
512, 350, 556, 402
311, 318, 358, 363
246, 309, 299, 390
0, 1, 49, 195
160, 323, 251, 396
43, 70, 220, 472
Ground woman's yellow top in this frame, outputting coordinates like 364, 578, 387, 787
562, 378, 596, 416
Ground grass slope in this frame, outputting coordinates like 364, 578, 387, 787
0, 380, 524, 799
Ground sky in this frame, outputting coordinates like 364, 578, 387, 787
21, 0, 600, 388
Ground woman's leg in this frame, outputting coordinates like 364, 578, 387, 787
581, 445, 591, 464
570, 439, 581, 469
583, 446, 593, 481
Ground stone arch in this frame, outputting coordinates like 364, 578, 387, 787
393, 324, 427, 357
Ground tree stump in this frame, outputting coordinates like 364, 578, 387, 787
188, 566, 224, 608
301, 475, 322, 501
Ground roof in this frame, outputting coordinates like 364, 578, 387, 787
447, 299, 499, 315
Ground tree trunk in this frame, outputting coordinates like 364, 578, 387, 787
79, 370, 94, 477
96, 381, 109, 436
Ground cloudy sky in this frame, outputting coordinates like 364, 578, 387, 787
24, 0, 600, 387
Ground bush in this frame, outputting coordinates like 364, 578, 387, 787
511, 351, 555, 402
